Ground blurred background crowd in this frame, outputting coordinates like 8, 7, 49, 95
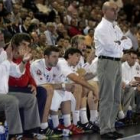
0, 0, 140, 58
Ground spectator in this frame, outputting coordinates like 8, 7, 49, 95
85, 29, 94, 47
67, 0, 78, 15
17, 16, 31, 33
125, 26, 139, 51
44, 22, 58, 45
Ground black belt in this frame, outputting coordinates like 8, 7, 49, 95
98, 56, 121, 61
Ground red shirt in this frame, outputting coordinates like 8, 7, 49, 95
68, 26, 82, 37
9, 58, 36, 87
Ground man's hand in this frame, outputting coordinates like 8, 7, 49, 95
22, 53, 32, 63
134, 76, 140, 82
114, 41, 121, 45
137, 84, 140, 91
122, 81, 126, 89
77, 68, 86, 77
18, 47, 32, 63
28, 85, 37, 96
121, 36, 127, 40
129, 81, 139, 87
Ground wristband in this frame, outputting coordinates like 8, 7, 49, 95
62, 83, 66, 90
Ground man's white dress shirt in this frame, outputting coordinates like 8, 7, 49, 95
122, 61, 140, 85
94, 18, 132, 58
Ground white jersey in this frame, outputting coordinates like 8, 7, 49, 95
122, 61, 140, 85
74, 56, 85, 70
56, 58, 76, 83
30, 58, 78, 85
30, 58, 75, 112
0, 48, 7, 64
30, 59, 61, 85
83, 57, 98, 81
84, 57, 98, 74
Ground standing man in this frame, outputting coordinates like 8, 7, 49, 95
94, 1, 132, 139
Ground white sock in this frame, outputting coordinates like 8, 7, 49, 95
63, 114, 71, 127
118, 110, 125, 119
90, 110, 98, 123
72, 110, 80, 125
128, 106, 132, 110
80, 108, 88, 124
40, 122, 48, 129
51, 115, 59, 128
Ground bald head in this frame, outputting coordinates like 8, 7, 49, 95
102, 1, 118, 12
102, 1, 119, 22
31, 32, 39, 43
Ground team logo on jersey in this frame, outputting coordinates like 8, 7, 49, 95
37, 69, 42, 75
45, 75, 51, 82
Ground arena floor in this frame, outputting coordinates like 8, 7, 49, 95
49, 124, 140, 140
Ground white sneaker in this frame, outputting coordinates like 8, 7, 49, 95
118, 110, 125, 119
62, 129, 71, 137
33, 133, 47, 140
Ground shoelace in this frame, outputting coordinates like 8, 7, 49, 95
72, 124, 84, 132
76, 124, 83, 130
15, 135, 23, 140
85, 123, 93, 129
45, 128, 54, 136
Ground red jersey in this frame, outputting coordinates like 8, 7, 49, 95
9, 58, 36, 87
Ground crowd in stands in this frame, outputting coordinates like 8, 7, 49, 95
0, 0, 140, 139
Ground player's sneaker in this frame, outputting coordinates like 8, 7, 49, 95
58, 124, 84, 135
33, 133, 47, 140
77, 121, 99, 133
40, 127, 62, 138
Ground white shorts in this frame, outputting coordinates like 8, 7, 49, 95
70, 93, 76, 112
50, 90, 73, 111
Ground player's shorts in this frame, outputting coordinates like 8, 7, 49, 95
50, 90, 75, 111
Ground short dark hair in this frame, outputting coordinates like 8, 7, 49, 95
88, 28, 94, 33
127, 49, 138, 56
64, 47, 82, 60
44, 46, 59, 56
22, 16, 31, 22
11, 33, 31, 48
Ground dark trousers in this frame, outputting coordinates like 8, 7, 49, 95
9, 86, 47, 122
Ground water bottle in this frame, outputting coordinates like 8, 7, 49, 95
62, 129, 70, 137
127, 110, 133, 119
59, 117, 64, 125
48, 118, 53, 129
4, 121, 8, 140
0, 122, 6, 140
